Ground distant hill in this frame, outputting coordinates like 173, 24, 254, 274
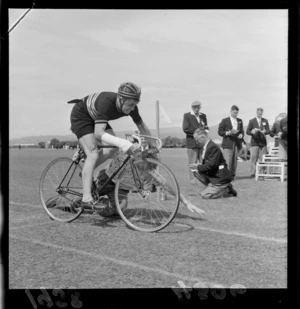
9, 124, 273, 145
9, 127, 186, 145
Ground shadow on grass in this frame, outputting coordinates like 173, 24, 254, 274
74, 213, 124, 229
156, 222, 195, 234
175, 211, 207, 222
121, 220, 195, 234
234, 175, 254, 180
73, 207, 208, 233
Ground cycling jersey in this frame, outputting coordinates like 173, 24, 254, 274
82, 92, 143, 126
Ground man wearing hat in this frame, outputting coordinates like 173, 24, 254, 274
218, 105, 244, 180
182, 100, 209, 185
246, 107, 271, 177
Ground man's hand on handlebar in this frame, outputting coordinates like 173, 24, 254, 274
126, 143, 140, 156
119, 139, 134, 154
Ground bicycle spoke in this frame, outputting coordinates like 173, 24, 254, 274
40, 157, 83, 222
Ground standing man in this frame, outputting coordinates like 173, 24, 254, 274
270, 122, 281, 147
218, 105, 244, 180
182, 101, 209, 185
270, 113, 286, 148
278, 115, 287, 160
246, 108, 270, 177
190, 129, 237, 199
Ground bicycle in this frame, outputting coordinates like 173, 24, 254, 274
39, 135, 181, 232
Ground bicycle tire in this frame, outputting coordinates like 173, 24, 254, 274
114, 157, 180, 232
39, 157, 84, 222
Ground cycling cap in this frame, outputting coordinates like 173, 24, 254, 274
118, 82, 141, 100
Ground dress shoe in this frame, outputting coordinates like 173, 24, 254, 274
227, 183, 237, 197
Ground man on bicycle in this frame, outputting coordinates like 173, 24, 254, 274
69, 82, 157, 210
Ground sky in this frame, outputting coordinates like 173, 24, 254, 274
8, 9, 288, 139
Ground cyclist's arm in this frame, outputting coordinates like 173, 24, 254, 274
95, 123, 132, 153
136, 121, 151, 136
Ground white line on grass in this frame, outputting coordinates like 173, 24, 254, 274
9, 221, 53, 230
10, 200, 287, 244
10, 201, 41, 209
175, 223, 287, 244
9, 233, 223, 288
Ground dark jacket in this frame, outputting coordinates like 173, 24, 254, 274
218, 117, 244, 150
246, 117, 270, 147
270, 122, 281, 137
279, 117, 287, 140
182, 112, 209, 148
197, 140, 232, 184
279, 117, 287, 150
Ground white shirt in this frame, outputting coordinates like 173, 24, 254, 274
230, 116, 238, 130
256, 117, 262, 128
202, 139, 210, 161
190, 110, 200, 123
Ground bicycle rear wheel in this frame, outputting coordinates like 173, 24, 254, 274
114, 158, 180, 232
39, 157, 84, 222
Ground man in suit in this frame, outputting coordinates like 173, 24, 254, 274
246, 107, 271, 177
218, 105, 244, 179
270, 122, 281, 147
182, 101, 209, 185
189, 128, 237, 199
278, 115, 287, 160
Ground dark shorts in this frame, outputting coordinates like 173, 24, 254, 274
70, 100, 112, 140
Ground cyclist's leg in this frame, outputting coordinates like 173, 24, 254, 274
79, 133, 101, 202
70, 101, 100, 203
94, 126, 118, 167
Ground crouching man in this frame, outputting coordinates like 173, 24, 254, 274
190, 128, 237, 199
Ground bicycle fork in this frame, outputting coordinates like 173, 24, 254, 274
130, 159, 151, 200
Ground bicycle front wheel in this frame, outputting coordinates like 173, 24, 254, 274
39, 157, 84, 222
114, 158, 180, 232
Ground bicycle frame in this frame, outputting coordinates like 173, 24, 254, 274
56, 160, 83, 198
56, 150, 143, 200
57, 134, 159, 200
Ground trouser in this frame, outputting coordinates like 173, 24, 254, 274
249, 146, 267, 176
222, 144, 239, 179
193, 171, 230, 199
239, 144, 248, 161
278, 140, 287, 160
187, 147, 203, 180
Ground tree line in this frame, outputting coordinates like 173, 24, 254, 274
39, 138, 79, 149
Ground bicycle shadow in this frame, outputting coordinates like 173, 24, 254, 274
122, 208, 206, 228
75, 214, 195, 233
72, 207, 206, 233
75, 213, 123, 229
159, 222, 195, 234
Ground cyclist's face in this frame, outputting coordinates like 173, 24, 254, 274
122, 99, 139, 114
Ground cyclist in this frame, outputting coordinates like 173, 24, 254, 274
69, 82, 157, 210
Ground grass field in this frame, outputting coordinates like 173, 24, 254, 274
9, 148, 287, 290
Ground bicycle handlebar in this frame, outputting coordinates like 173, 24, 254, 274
131, 134, 142, 149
